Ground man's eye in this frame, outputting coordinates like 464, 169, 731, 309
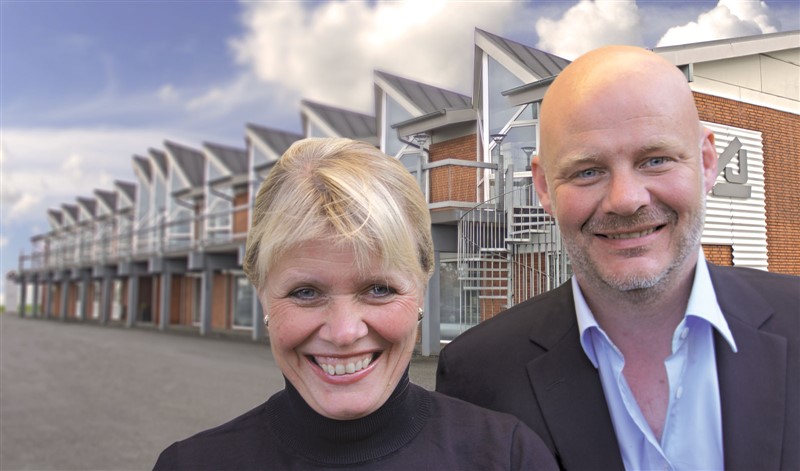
643, 157, 668, 167
576, 168, 600, 179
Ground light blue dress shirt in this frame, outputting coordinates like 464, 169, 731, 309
575, 254, 737, 471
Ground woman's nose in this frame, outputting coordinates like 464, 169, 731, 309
318, 301, 368, 347
601, 171, 651, 216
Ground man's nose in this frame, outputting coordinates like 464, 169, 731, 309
601, 171, 651, 216
318, 300, 368, 347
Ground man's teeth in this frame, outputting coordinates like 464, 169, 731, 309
317, 355, 373, 376
606, 227, 657, 240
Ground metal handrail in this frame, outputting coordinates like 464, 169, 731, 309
457, 179, 569, 332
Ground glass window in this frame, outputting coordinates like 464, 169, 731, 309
488, 56, 524, 136
92, 281, 101, 319
208, 160, 227, 182
307, 121, 328, 138
232, 276, 254, 328
206, 193, 232, 243
498, 125, 537, 173
170, 169, 187, 193
439, 254, 479, 342
153, 173, 166, 214
136, 173, 151, 226
385, 97, 414, 156
252, 145, 270, 168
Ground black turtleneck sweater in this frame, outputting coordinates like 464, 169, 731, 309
154, 373, 557, 470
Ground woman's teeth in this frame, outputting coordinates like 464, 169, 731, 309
317, 355, 373, 376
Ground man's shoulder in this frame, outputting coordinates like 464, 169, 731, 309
709, 264, 799, 303
708, 264, 799, 333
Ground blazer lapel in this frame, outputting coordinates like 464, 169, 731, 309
709, 265, 788, 471
526, 283, 624, 470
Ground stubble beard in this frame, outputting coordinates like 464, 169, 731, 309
557, 202, 705, 304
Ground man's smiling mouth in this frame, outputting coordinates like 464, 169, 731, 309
602, 226, 663, 240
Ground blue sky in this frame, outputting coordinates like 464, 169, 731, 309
2, 0, 798, 305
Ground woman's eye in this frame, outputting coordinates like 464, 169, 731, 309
289, 287, 318, 300
367, 284, 394, 297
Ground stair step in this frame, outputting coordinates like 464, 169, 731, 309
463, 286, 508, 292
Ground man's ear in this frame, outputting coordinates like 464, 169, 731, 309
531, 155, 553, 215
700, 128, 718, 194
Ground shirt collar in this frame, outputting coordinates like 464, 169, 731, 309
575, 249, 738, 368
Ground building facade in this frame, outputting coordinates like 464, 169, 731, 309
15, 30, 799, 355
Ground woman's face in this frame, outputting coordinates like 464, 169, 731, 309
260, 239, 423, 420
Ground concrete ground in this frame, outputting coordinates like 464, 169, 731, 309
0, 313, 438, 470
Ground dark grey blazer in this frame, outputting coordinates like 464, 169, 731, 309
436, 264, 799, 470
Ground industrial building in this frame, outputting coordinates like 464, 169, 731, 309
14, 29, 799, 355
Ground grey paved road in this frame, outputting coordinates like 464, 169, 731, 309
0, 313, 438, 470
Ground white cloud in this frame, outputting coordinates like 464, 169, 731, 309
0, 235, 8, 248
657, 0, 779, 47
228, 1, 518, 112
0, 127, 204, 224
535, 0, 644, 60
158, 84, 180, 102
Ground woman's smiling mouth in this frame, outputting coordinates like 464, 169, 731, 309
311, 353, 379, 376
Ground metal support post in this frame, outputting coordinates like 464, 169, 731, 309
59, 279, 69, 321
18, 276, 27, 318
159, 272, 171, 331
126, 275, 139, 328
101, 274, 113, 324
200, 269, 213, 336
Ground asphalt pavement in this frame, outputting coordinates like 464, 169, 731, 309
0, 313, 438, 470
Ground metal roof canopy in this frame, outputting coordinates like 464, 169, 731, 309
301, 99, 378, 145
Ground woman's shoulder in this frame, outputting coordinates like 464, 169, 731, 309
153, 401, 271, 470
409, 386, 558, 469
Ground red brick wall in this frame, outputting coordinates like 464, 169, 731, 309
702, 244, 733, 266
67, 283, 78, 318
51, 284, 61, 315
695, 92, 799, 275
429, 134, 479, 204
169, 276, 183, 324
86, 282, 95, 319
178, 278, 194, 326
211, 273, 229, 329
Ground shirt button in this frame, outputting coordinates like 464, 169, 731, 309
676, 386, 684, 399
680, 327, 690, 340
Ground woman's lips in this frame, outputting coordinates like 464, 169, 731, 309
311, 353, 378, 376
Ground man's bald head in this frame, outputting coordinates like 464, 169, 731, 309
538, 46, 701, 171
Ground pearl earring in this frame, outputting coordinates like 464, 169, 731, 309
263, 314, 269, 327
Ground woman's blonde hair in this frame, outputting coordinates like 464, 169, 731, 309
243, 137, 433, 290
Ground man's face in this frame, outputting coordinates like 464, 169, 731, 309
533, 77, 717, 298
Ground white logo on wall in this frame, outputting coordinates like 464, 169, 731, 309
703, 122, 767, 270
713, 137, 751, 198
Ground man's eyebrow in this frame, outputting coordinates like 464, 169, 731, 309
636, 140, 682, 155
559, 153, 603, 168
